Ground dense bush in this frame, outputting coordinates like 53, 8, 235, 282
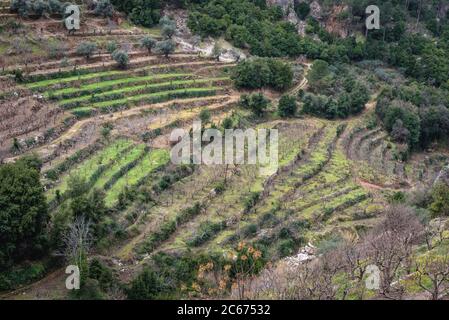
140, 36, 156, 54
154, 39, 176, 58
76, 42, 98, 60
278, 95, 297, 117
187, 0, 302, 57
127, 268, 165, 299
429, 182, 449, 218
232, 58, 293, 91
94, 0, 114, 18
111, 0, 163, 28
127, 252, 210, 299
0, 156, 49, 270
111, 50, 129, 69
0, 262, 46, 291
294, 0, 310, 20
240, 93, 270, 117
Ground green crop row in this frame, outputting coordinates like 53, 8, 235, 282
46, 73, 194, 100
70, 88, 221, 118
47, 139, 133, 201
105, 149, 170, 206
59, 79, 227, 109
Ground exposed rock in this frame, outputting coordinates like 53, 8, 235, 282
324, 4, 349, 38
266, 0, 294, 14
309, 0, 322, 20
163, 8, 191, 36
283, 243, 317, 268
433, 164, 449, 186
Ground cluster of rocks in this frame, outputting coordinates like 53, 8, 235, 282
284, 243, 316, 268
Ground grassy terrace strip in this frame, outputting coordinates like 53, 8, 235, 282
45, 73, 194, 99
90, 144, 147, 192
58, 78, 229, 107
25, 70, 124, 89
23, 59, 219, 89
69, 88, 222, 118
187, 125, 342, 251
104, 149, 170, 206
158, 123, 321, 252
47, 139, 133, 201
24, 68, 181, 90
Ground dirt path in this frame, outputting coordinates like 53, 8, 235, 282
0, 268, 67, 300
287, 62, 312, 97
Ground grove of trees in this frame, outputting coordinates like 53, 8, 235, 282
0, 156, 49, 270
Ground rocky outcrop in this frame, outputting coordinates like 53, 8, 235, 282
266, 0, 294, 13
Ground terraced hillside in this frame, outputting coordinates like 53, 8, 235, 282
1, 0, 449, 301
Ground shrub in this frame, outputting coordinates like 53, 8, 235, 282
88, 259, 114, 291
48, 0, 63, 14
240, 93, 270, 117
106, 41, 118, 54
140, 36, 156, 54
232, 58, 293, 91
188, 221, 225, 247
127, 268, 165, 299
111, 50, 129, 69
161, 23, 176, 39
429, 182, 449, 218
94, 0, 113, 18
278, 95, 297, 117
11, 0, 31, 17
211, 43, 223, 61
221, 117, 233, 129
76, 42, 98, 60
155, 39, 176, 58
244, 192, 261, 213
294, 1, 310, 20
199, 109, 211, 124
33, 0, 49, 17
0, 262, 46, 291
278, 239, 296, 257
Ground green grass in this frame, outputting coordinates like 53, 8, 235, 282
69, 88, 221, 117
58, 78, 228, 106
104, 149, 170, 206
91, 144, 147, 190
46, 73, 193, 97
47, 139, 133, 200
25, 70, 124, 89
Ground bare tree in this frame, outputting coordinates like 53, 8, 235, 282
365, 205, 424, 298
60, 216, 93, 269
414, 254, 449, 300
339, 241, 369, 299
424, 218, 448, 250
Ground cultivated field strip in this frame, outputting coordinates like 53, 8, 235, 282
343, 124, 449, 188
116, 121, 318, 259
46, 139, 170, 208
192, 123, 369, 258
57, 78, 229, 108
46, 139, 133, 201
139, 121, 371, 259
